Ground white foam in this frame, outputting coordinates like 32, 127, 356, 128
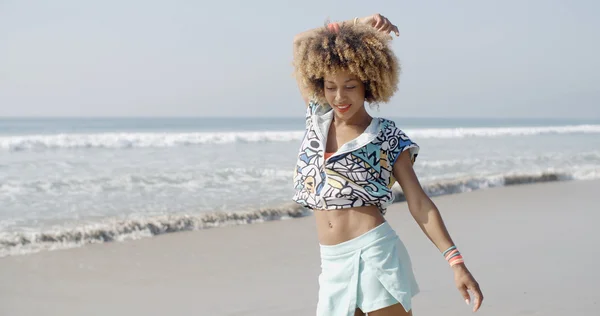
0, 168, 291, 196
2, 125, 599, 151
418, 152, 600, 169
3, 169, 600, 258
409, 125, 600, 139
0, 131, 306, 151
392, 169, 600, 202
571, 166, 600, 180
0, 205, 309, 258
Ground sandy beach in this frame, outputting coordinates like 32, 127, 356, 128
1, 179, 599, 316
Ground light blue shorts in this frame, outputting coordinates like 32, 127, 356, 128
316, 221, 420, 316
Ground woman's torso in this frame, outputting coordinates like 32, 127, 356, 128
292, 101, 419, 246
314, 205, 386, 245
316, 118, 386, 245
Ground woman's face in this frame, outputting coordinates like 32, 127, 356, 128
323, 70, 366, 119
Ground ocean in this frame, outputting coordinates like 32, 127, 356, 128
1, 116, 599, 257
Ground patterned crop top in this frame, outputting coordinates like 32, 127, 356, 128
292, 100, 420, 214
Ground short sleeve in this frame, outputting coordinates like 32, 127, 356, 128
389, 128, 420, 166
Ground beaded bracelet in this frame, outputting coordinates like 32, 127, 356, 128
443, 245, 464, 267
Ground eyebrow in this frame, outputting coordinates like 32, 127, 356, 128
325, 79, 358, 84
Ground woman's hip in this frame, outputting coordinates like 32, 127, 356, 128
316, 221, 420, 315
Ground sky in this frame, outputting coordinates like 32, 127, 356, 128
0, 0, 599, 119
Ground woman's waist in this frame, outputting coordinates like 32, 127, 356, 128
314, 205, 386, 245
318, 220, 399, 258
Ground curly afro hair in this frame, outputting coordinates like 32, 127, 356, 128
293, 22, 400, 105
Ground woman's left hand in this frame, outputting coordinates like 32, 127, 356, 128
359, 13, 400, 37
453, 264, 484, 312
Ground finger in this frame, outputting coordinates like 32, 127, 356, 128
381, 20, 391, 32
391, 25, 400, 37
385, 22, 394, 33
379, 18, 390, 32
470, 284, 483, 312
376, 17, 385, 31
458, 285, 471, 306
373, 14, 383, 28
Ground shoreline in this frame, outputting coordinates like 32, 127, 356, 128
1, 174, 596, 258
1, 179, 599, 315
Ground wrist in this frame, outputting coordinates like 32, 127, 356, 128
357, 16, 370, 25
340, 16, 369, 27
339, 17, 359, 27
442, 245, 465, 268
451, 262, 467, 272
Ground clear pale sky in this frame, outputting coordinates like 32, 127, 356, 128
1, 0, 598, 118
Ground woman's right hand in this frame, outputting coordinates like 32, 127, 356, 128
359, 13, 400, 37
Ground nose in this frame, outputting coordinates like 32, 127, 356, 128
334, 88, 346, 103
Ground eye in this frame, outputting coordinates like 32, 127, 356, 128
346, 86, 356, 90
325, 87, 336, 91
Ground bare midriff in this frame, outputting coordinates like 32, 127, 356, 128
314, 205, 386, 245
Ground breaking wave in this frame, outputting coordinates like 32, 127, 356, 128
392, 171, 583, 202
0, 204, 309, 257
409, 124, 600, 139
2, 124, 599, 151
2, 170, 598, 257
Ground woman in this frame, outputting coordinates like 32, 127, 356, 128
291, 13, 484, 316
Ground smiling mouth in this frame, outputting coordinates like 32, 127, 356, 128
335, 104, 351, 113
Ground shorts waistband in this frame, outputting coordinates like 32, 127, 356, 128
319, 221, 397, 257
